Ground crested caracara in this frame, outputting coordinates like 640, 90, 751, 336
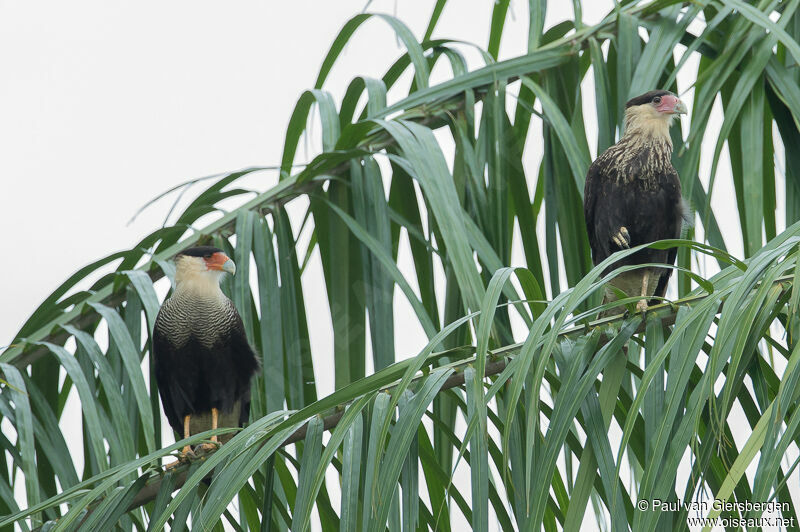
153, 246, 260, 462
583, 90, 688, 314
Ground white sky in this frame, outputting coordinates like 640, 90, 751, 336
2, 1, 773, 530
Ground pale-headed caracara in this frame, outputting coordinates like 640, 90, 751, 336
583, 90, 688, 315
153, 246, 260, 465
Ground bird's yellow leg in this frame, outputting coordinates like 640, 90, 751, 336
196, 408, 221, 455
211, 407, 219, 444
166, 415, 194, 469
636, 270, 650, 313
182, 414, 193, 455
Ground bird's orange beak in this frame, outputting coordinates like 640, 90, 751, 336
205, 252, 236, 274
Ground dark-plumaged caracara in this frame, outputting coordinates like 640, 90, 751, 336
583, 90, 688, 314
153, 246, 260, 463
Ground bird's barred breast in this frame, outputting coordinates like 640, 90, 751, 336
155, 294, 239, 349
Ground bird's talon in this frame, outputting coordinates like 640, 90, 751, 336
636, 300, 649, 313
165, 448, 195, 469
195, 442, 219, 456
165, 459, 182, 470
612, 226, 631, 249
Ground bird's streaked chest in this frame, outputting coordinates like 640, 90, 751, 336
599, 139, 676, 191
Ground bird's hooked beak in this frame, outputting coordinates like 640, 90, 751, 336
206, 252, 236, 275
656, 94, 687, 115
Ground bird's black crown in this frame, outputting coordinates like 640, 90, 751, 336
625, 90, 674, 108
177, 246, 223, 258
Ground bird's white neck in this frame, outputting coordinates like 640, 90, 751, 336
622, 108, 674, 149
174, 269, 226, 301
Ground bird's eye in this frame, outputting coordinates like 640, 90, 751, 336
653, 96, 662, 104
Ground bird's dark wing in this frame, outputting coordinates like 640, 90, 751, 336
181, 300, 259, 421
153, 301, 198, 435
645, 166, 683, 303
651, 246, 678, 302
584, 158, 631, 267
221, 301, 260, 425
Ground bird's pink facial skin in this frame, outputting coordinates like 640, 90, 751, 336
655, 94, 682, 114
205, 252, 231, 271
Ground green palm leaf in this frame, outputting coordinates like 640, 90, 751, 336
4, 1, 800, 530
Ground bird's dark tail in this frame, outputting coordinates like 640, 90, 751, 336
651, 271, 671, 305
650, 197, 692, 305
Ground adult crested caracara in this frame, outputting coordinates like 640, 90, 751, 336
153, 246, 260, 462
583, 90, 688, 314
